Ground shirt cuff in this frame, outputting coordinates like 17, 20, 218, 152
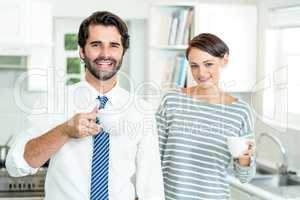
234, 156, 256, 174
6, 134, 39, 177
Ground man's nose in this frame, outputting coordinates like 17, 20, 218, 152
99, 46, 111, 57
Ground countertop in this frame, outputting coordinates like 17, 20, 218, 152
227, 158, 300, 200
226, 175, 300, 200
0, 198, 43, 200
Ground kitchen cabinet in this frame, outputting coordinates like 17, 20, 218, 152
0, 0, 52, 47
0, 0, 53, 91
30, 0, 53, 47
0, 0, 31, 46
0, 0, 52, 90
27, 0, 53, 91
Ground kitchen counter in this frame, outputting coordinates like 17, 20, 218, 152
227, 175, 300, 200
0, 191, 44, 200
0, 197, 43, 200
0, 198, 43, 200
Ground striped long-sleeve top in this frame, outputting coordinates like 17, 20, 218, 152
155, 91, 256, 200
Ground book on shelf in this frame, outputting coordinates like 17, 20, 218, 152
168, 10, 180, 45
176, 56, 188, 87
167, 8, 194, 46
175, 8, 189, 45
183, 8, 194, 45
159, 15, 173, 45
161, 55, 188, 89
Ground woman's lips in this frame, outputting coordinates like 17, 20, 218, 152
198, 77, 210, 83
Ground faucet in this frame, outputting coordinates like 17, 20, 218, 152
257, 132, 288, 176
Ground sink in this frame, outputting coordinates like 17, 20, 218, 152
230, 162, 300, 199
254, 164, 300, 187
256, 167, 275, 175
251, 174, 300, 187
249, 174, 300, 199
256, 163, 277, 175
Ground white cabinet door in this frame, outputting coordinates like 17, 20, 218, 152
194, 4, 257, 92
0, 0, 30, 45
30, 0, 53, 46
27, 1, 53, 91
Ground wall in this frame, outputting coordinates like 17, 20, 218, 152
254, 0, 300, 173
49, 0, 257, 19
0, 70, 42, 145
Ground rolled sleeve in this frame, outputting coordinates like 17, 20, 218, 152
233, 155, 256, 183
6, 129, 39, 177
233, 103, 256, 183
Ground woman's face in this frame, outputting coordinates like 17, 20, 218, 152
188, 47, 228, 90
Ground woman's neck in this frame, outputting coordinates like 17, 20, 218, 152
183, 86, 236, 104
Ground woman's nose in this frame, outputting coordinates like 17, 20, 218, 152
197, 66, 207, 76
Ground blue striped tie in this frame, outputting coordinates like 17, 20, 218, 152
90, 95, 109, 200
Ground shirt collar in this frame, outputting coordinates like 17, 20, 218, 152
82, 78, 120, 107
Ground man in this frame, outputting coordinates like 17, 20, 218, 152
6, 11, 164, 200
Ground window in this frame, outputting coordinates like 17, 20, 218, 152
263, 7, 300, 130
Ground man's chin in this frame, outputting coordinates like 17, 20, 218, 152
95, 72, 117, 81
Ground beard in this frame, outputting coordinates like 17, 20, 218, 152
83, 55, 123, 81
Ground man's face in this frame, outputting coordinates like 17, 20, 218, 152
80, 25, 124, 81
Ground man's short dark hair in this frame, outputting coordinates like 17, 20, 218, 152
78, 11, 130, 53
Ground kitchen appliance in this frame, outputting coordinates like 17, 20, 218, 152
0, 136, 13, 168
0, 168, 46, 198
0, 136, 47, 198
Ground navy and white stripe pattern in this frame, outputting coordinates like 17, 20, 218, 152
155, 91, 256, 200
90, 96, 109, 200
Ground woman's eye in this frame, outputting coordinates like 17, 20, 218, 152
190, 64, 198, 68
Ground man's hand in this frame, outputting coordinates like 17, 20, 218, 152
62, 109, 103, 139
24, 108, 103, 168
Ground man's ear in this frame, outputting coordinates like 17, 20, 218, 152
79, 48, 85, 60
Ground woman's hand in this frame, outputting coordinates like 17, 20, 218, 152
238, 140, 255, 166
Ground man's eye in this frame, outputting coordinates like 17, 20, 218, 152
205, 63, 213, 67
190, 64, 198, 68
111, 44, 120, 48
92, 43, 100, 47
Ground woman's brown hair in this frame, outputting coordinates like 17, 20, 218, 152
186, 33, 229, 59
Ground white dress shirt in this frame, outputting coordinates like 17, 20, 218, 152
6, 79, 164, 200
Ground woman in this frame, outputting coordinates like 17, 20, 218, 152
156, 33, 255, 200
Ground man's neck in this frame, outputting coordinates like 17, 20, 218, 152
85, 71, 117, 94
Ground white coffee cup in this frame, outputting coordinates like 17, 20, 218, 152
227, 137, 249, 158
